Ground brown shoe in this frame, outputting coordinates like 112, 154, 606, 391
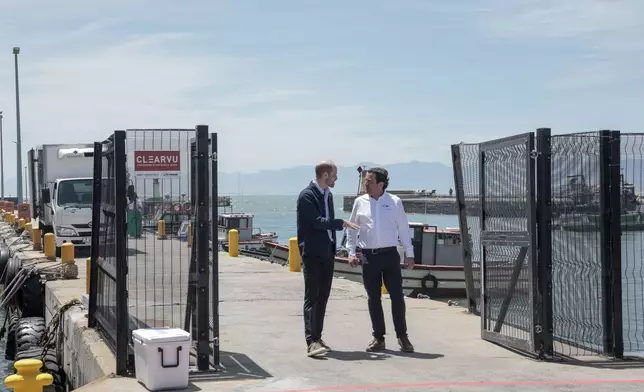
398, 336, 414, 352
307, 341, 328, 357
366, 338, 385, 352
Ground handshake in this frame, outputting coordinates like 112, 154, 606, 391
342, 220, 360, 230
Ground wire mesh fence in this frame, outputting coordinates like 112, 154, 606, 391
620, 133, 644, 356
549, 132, 606, 356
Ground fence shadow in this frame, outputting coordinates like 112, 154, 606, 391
186, 351, 272, 383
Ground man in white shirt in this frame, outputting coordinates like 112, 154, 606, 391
346, 167, 415, 353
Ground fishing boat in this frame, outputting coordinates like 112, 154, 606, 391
262, 222, 466, 297
217, 212, 278, 250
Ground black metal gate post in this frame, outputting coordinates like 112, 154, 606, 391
210, 131, 220, 368
535, 128, 554, 358
195, 125, 210, 371
113, 130, 129, 376
599, 129, 624, 358
479, 133, 539, 354
451, 144, 477, 312
88, 142, 103, 328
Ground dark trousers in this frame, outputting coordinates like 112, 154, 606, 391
302, 253, 335, 346
361, 248, 407, 340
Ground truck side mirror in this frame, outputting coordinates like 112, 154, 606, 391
42, 189, 51, 204
127, 185, 135, 202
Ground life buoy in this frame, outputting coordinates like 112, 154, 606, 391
420, 273, 438, 292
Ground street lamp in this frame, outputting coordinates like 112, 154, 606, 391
13, 46, 23, 203
0, 110, 4, 198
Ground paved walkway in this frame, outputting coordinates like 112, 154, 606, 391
77, 253, 644, 391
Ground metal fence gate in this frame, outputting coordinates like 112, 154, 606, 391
453, 128, 628, 360
478, 133, 544, 354
90, 125, 219, 376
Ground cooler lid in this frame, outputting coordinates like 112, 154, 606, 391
132, 328, 191, 343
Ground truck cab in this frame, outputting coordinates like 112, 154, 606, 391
41, 177, 94, 248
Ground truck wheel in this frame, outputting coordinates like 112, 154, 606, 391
15, 316, 46, 353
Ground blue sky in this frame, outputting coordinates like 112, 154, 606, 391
0, 0, 643, 195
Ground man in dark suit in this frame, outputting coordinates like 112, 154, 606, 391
296, 161, 359, 357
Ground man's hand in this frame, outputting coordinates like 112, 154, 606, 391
403, 257, 415, 269
348, 256, 360, 267
343, 220, 360, 230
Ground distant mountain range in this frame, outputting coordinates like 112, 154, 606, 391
219, 161, 455, 196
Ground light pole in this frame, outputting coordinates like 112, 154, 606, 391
0, 111, 4, 198
13, 46, 23, 203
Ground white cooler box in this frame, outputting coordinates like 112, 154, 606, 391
132, 328, 191, 391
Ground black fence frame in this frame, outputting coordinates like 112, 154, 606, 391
88, 130, 129, 375
453, 128, 625, 359
89, 126, 219, 376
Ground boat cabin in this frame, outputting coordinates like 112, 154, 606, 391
408, 222, 463, 266
217, 213, 255, 242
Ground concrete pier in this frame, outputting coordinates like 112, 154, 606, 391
2, 224, 644, 392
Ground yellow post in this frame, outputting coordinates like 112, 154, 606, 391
61, 243, 74, 264
228, 229, 239, 257
288, 237, 301, 272
18, 219, 25, 229
32, 228, 42, 251
4, 359, 53, 391
187, 223, 192, 248
8, 214, 14, 225
381, 277, 388, 295
3, 212, 8, 222
44, 233, 56, 260
157, 220, 166, 240
24, 222, 32, 235
86, 257, 91, 294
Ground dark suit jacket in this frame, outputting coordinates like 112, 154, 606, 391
296, 181, 344, 259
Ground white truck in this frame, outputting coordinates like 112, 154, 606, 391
28, 144, 96, 251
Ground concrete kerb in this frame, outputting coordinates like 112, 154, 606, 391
0, 220, 115, 390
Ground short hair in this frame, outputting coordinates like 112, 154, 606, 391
315, 161, 336, 178
367, 167, 389, 190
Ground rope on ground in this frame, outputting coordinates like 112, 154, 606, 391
39, 298, 82, 359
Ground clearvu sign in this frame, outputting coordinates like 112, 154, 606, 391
133, 150, 181, 178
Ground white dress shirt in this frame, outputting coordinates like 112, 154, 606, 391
346, 192, 414, 258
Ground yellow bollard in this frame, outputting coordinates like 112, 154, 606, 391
3, 212, 9, 222
288, 237, 301, 272
187, 223, 192, 248
4, 359, 53, 391
86, 257, 91, 294
18, 219, 25, 230
24, 222, 32, 235
228, 229, 239, 257
32, 228, 42, 251
61, 243, 74, 264
381, 277, 388, 295
44, 233, 56, 260
157, 220, 166, 240
8, 214, 14, 225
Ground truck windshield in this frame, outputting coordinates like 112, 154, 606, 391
57, 179, 94, 207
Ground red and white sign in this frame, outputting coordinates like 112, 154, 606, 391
134, 150, 181, 178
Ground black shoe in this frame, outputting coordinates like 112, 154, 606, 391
366, 337, 385, 352
398, 336, 414, 352
307, 341, 329, 357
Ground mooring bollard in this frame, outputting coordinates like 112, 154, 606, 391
381, 278, 388, 295
86, 257, 91, 294
24, 222, 32, 235
18, 219, 25, 230
61, 243, 74, 264
157, 220, 166, 240
32, 228, 42, 251
43, 233, 56, 260
228, 229, 239, 257
288, 237, 301, 272
187, 223, 192, 248
4, 359, 53, 391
